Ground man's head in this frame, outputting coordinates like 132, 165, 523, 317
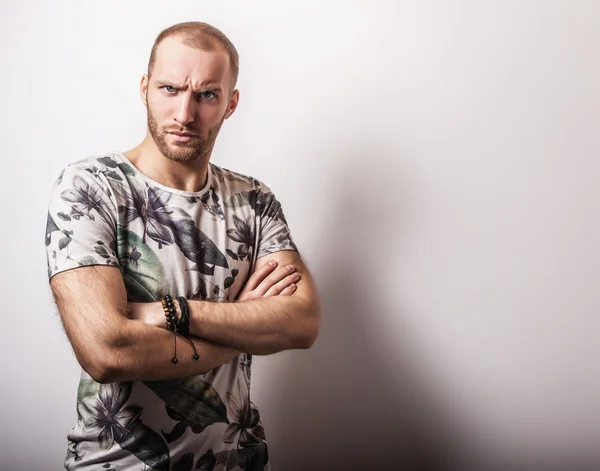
141, 22, 240, 164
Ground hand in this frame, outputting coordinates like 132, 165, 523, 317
236, 261, 300, 301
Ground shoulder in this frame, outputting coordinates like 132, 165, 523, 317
210, 163, 280, 203
67, 153, 136, 181
210, 163, 273, 194
51, 152, 139, 196
59, 153, 124, 172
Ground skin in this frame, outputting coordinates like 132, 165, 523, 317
50, 34, 321, 383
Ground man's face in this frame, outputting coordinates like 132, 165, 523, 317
142, 37, 238, 163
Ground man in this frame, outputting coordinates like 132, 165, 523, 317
45, 21, 320, 471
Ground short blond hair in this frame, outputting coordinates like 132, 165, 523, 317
148, 21, 239, 89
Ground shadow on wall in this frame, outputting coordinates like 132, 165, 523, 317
263, 150, 460, 471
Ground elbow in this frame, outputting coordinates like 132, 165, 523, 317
87, 362, 120, 384
76, 339, 127, 384
80, 352, 124, 384
298, 331, 318, 350
305, 320, 320, 348
296, 310, 321, 350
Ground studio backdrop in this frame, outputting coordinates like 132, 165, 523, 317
1, 1, 598, 469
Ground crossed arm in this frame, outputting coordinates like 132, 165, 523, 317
51, 250, 320, 384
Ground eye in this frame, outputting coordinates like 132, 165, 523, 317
200, 91, 216, 100
162, 85, 177, 93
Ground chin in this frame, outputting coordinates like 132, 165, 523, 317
167, 152, 198, 163
165, 145, 204, 163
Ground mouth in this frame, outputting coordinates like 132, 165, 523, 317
169, 131, 199, 137
168, 132, 199, 143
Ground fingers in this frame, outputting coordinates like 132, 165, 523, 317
255, 264, 298, 297
264, 271, 300, 296
279, 284, 297, 296
236, 261, 300, 302
242, 261, 279, 292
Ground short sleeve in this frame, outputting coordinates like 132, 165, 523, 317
255, 181, 298, 259
45, 164, 120, 280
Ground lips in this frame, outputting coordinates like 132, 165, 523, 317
168, 132, 200, 143
169, 132, 199, 138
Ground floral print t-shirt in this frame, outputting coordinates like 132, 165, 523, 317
45, 152, 298, 471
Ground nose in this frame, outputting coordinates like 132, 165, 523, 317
174, 93, 195, 126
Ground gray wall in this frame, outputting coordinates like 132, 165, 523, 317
1, 1, 598, 469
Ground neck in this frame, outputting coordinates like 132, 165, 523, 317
123, 135, 211, 193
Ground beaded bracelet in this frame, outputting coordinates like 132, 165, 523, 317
161, 294, 199, 363
161, 294, 178, 331
161, 294, 179, 364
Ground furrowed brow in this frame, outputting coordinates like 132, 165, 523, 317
156, 80, 185, 88
192, 81, 223, 92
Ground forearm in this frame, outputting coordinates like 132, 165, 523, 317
188, 296, 320, 355
93, 318, 241, 383
126, 255, 320, 355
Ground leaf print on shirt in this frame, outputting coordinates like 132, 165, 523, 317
117, 185, 176, 248
160, 405, 212, 443
223, 394, 266, 448
94, 239, 117, 262
224, 268, 239, 290
115, 177, 147, 236
115, 178, 181, 248
143, 377, 229, 442
60, 174, 113, 224
98, 154, 137, 177
224, 190, 256, 211
85, 165, 123, 184
237, 444, 269, 471
211, 449, 241, 470
77, 382, 138, 449
239, 354, 252, 384
77, 377, 100, 403
223, 387, 269, 471
97, 156, 119, 170
226, 188, 289, 224
254, 191, 282, 222
117, 228, 166, 302
56, 168, 65, 185
211, 165, 254, 186
172, 452, 194, 471
226, 216, 255, 262
200, 187, 225, 221
144, 187, 177, 246
114, 180, 228, 276
195, 449, 217, 471
47, 210, 105, 272
116, 421, 170, 471
170, 218, 229, 275
93, 155, 138, 184
77, 382, 170, 471
45, 212, 61, 246
191, 276, 209, 300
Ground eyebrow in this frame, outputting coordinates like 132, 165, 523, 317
156, 80, 223, 92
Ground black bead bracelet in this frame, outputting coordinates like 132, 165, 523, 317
161, 294, 179, 363
161, 294, 199, 363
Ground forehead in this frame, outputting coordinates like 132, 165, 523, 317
152, 36, 232, 87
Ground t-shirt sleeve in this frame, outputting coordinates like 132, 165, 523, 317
45, 164, 120, 280
254, 180, 298, 259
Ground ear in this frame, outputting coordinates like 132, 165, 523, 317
224, 89, 240, 119
140, 74, 149, 107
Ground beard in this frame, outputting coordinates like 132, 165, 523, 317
147, 106, 225, 164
